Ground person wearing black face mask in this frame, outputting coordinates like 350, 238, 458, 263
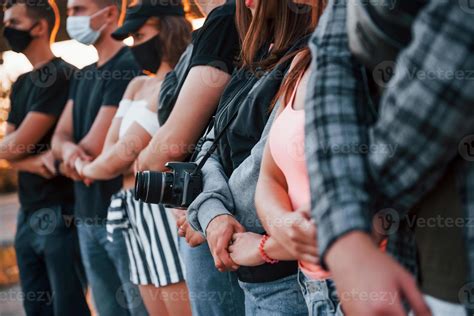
130, 34, 163, 74
73, 2, 194, 315
3, 22, 38, 53
1, 1, 90, 315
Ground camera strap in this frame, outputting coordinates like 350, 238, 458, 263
191, 110, 239, 175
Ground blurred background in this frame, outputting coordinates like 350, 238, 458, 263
0, 1, 204, 314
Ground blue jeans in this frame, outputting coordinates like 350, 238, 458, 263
239, 273, 308, 316
15, 207, 90, 316
178, 237, 245, 316
297, 270, 343, 316
77, 222, 147, 316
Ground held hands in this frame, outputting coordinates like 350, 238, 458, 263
206, 215, 245, 272
228, 232, 265, 267
175, 209, 205, 248
61, 143, 91, 181
74, 158, 94, 186
269, 204, 319, 264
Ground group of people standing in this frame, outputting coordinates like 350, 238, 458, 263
1, 0, 473, 316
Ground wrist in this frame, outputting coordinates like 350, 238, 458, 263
259, 235, 279, 264
326, 231, 376, 271
206, 214, 233, 236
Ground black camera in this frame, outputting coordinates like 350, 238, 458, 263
134, 162, 203, 209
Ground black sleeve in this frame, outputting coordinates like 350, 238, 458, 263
6, 79, 21, 126
189, 5, 240, 75
30, 69, 70, 118
102, 61, 141, 107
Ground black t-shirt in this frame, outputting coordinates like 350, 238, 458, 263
157, 1, 239, 125
69, 47, 141, 219
7, 57, 76, 213
189, 1, 239, 75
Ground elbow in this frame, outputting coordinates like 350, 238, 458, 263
156, 131, 195, 164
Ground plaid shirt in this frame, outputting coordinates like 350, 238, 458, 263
306, 0, 474, 284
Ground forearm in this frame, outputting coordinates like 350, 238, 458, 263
139, 130, 189, 171
51, 131, 75, 161
187, 151, 234, 235
265, 237, 297, 261
255, 177, 293, 236
9, 155, 38, 173
83, 149, 133, 180
0, 135, 34, 161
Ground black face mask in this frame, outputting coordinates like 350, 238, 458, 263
3, 24, 36, 53
131, 34, 163, 74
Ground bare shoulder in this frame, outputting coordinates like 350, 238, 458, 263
123, 75, 148, 100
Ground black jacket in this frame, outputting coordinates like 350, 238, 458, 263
214, 35, 311, 177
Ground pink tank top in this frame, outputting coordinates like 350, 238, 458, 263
268, 76, 330, 280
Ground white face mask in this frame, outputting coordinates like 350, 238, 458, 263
67, 8, 108, 46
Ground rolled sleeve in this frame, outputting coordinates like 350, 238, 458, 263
187, 129, 236, 235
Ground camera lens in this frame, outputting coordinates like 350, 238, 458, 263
134, 171, 174, 205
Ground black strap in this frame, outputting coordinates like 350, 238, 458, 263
191, 110, 239, 175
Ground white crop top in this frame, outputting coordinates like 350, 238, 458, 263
115, 99, 160, 138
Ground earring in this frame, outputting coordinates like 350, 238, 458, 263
245, 0, 253, 8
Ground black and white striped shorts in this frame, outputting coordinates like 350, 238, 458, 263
106, 189, 185, 287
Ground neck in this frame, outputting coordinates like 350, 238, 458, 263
155, 62, 172, 80
94, 30, 125, 66
199, 0, 225, 15
24, 40, 55, 69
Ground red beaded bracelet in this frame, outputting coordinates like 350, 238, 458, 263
259, 234, 279, 264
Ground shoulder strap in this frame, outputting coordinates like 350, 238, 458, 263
191, 110, 239, 175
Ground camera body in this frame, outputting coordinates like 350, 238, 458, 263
134, 162, 203, 209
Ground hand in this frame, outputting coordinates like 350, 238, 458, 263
75, 158, 88, 177
176, 213, 205, 247
29, 155, 55, 179
61, 143, 91, 181
40, 151, 56, 175
269, 206, 318, 263
74, 158, 94, 186
136, 148, 149, 171
62, 143, 91, 170
229, 232, 265, 267
206, 215, 245, 272
326, 232, 431, 316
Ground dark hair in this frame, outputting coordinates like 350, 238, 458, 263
236, 0, 320, 73
151, 15, 192, 68
5, 0, 55, 34
96, 0, 122, 9
272, 0, 328, 109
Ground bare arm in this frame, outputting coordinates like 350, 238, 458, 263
0, 113, 57, 161
137, 66, 231, 171
255, 120, 293, 235
51, 100, 75, 160
79, 106, 118, 158
80, 123, 151, 180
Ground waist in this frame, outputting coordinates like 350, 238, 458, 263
236, 260, 298, 283
299, 261, 331, 280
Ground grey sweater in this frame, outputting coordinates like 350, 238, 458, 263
187, 102, 281, 235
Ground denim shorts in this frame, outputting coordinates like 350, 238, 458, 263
297, 269, 343, 316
